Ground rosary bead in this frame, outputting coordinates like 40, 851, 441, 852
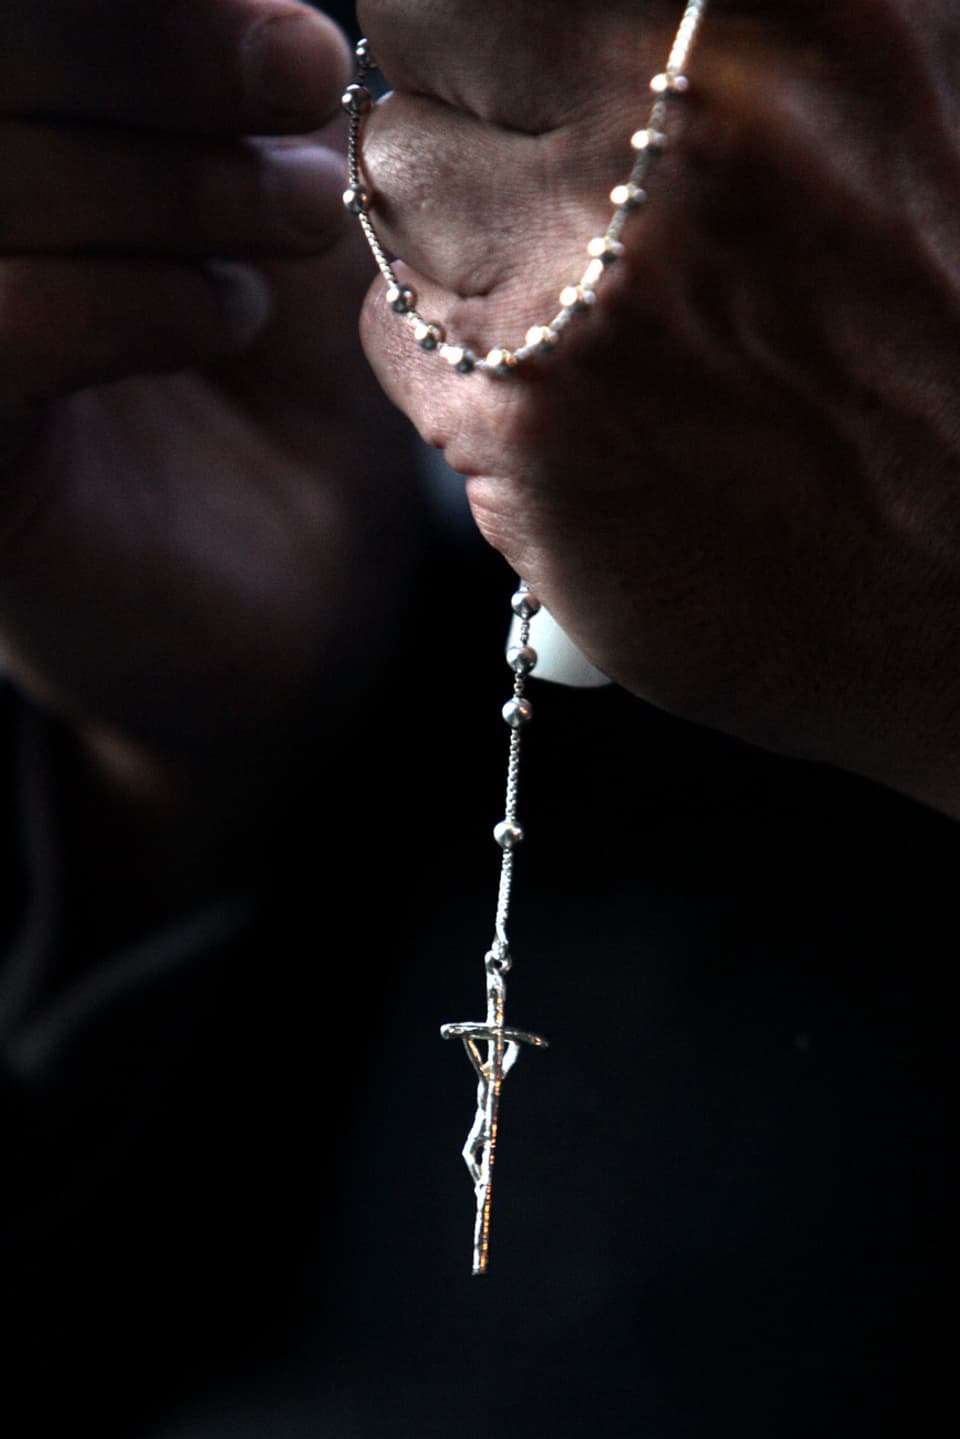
341, 83, 372, 115
587, 236, 626, 266
650, 71, 689, 94
582, 259, 606, 289
631, 128, 667, 152
502, 697, 533, 727
352, 4, 709, 409
342, 186, 370, 215
610, 182, 647, 209
525, 325, 560, 354
511, 589, 541, 619
507, 644, 538, 675
445, 346, 477, 373
486, 347, 518, 377
414, 321, 445, 351
494, 820, 525, 850
559, 284, 597, 313
386, 284, 417, 314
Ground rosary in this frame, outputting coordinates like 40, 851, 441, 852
343, 0, 711, 1274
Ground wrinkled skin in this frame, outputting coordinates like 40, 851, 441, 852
358, 0, 960, 815
0, 0, 417, 802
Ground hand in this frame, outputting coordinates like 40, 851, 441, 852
0, 1, 419, 797
358, 0, 960, 815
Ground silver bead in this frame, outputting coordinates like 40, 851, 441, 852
610, 182, 647, 210
587, 236, 625, 266
355, 37, 377, 68
507, 644, 538, 675
502, 696, 533, 727
414, 321, 445, 351
511, 589, 541, 619
445, 346, 476, 374
342, 185, 369, 215
582, 259, 606, 289
650, 71, 689, 95
341, 83, 372, 116
494, 820, 525, 850
486, 347, 518, 377
559, 283, 596, 313
524, 325, 559, 354
386, 284, 416, 314
631, 128, 667, 152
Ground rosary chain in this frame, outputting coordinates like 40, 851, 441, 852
361, 1, 713, 1274
493, 594, 536, 958
343, 0, 711, 376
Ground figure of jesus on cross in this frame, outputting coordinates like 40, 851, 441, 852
442, 947, 548, 1275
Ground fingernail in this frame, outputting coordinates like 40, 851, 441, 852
205, 261, 274, 347
244, 10, 352, 125
266, 143, 348, 241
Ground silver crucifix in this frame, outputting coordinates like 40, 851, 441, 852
441, 947, 547, 1275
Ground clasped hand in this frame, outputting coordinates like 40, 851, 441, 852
358, 0, 960, 815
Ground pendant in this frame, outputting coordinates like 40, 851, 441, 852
442, 946, 547, 1275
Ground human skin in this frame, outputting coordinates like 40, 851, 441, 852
0, 0, 417, 807
0, 1, 424, 936
357, 0, 960, 816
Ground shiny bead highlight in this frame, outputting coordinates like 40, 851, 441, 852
486, 347, 518, 377
631, 128, 667, 151
610, 182, 647, 209
525, 325, 559, 354
386, 284, 417, 314
582, 259, 606, 288
587, 236, 626, 265
511, 589, 541, 619
502, 697, 533, 728
342, 186, 369, 215
445, 346, 477, 373
507, 645, 538, 675
341, 84, 372, 115
650, 71, 689, 94
559, 284, 596, 313
494, 820, 525, 850
414, 321, 445, 351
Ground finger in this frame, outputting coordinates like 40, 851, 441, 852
0, 259, 273, 406
0, 126, 347, 257
1, 1, 351, 136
